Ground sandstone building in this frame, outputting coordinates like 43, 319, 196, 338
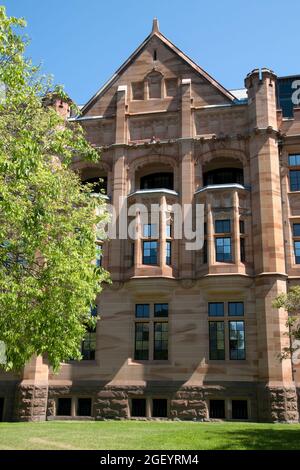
1, 19, 300, 422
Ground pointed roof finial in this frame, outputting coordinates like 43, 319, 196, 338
152, 18, 159, 34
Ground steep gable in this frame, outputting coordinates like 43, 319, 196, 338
79, 19, 235, 118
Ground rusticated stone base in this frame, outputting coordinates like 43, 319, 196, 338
170, 388, 207, 420
15, 383, 48, 422
95, 389, 128, 419
9, 381, 300, 422
257, 384, 299, 423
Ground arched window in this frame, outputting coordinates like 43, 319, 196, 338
203, 168, 244, 186
148, 71, 162, 99
82, 176, 107, 194
140, 172, 174, 190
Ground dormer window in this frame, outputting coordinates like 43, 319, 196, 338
132, 81, 144, 101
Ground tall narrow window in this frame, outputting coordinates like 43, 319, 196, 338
229, 321, 245, 360
134, 323, 149, 360
134, 304, 168, 361
166, 240, 172, 266
202, 239, 208, 264
96, 244, 102, 267
209, 322, 225, 360
215, 237, 232, 262
294, 241, 300, 264
240, 237, 246, 263
143, 241, 158, 265
81, 328, 96, 360
148, 72, 162, 99
165, 78, 177, 97
289, 156, 300, 191
132, 81, 144, 101
154, 322, 168, 360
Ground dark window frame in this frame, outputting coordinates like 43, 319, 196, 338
134, 322, 149, 360
215, 219, 231, 234
229, 320, 246, 360
215, 237, 232, 262
142, 240, 158, 265
209, 321, 225, 360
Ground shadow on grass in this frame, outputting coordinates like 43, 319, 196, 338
212, 426, 300, 450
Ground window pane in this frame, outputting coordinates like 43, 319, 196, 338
215, 219, 231, 233
143, 241, 158, 265
81, 330, 96, 360
239, 220, 245, 234
289, 170, 300, 191
289, 154, 300, 166
96, 244, 102, 267
166, 224, 172, 238
208, 302, 224, 317
77, 398, 92, 417
240, 237, 246, 263
140, 173, 173, 190
228, 302, 244, 316
209, 322, 225, 360
229, 321, 245, 360
132, 81, 144, 100
152, 399, 168, 417
135, 323, 149, 360
166, 240, 172, 266
131, 399, 146, 417
202, 239, 208, 264
293, 224, 300, 236
143, 224, 157, 238
154, 322, 168, 360
203, 168, 244, 186
216, 237, 232, 262
209, 400, 225, 419
294, 241, 300, 264
57, 398, 72, 416
135, 304, 150, 318
154, 304, 168, 317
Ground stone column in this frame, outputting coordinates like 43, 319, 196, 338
245, 68, 298, 422
159, 194, 167, 268
207, 195, 214, 266
233, 190, 240, 264
110, 85, 128, 280
16, 355, 49, 422
179, 78, 194, 278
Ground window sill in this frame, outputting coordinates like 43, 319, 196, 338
128, 359, 171, 366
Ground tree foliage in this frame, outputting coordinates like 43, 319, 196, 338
0, 7, 109, 371
273, 286, 300, 360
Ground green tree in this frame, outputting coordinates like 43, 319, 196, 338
0, 7, 109, 371
273, 286, 300, 360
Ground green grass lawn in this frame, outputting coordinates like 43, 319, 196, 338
0, 421, 300, 450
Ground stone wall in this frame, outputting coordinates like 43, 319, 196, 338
257, 385, 299, 423
15, 383, 48, 422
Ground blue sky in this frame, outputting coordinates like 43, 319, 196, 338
5, 0, 300, 104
